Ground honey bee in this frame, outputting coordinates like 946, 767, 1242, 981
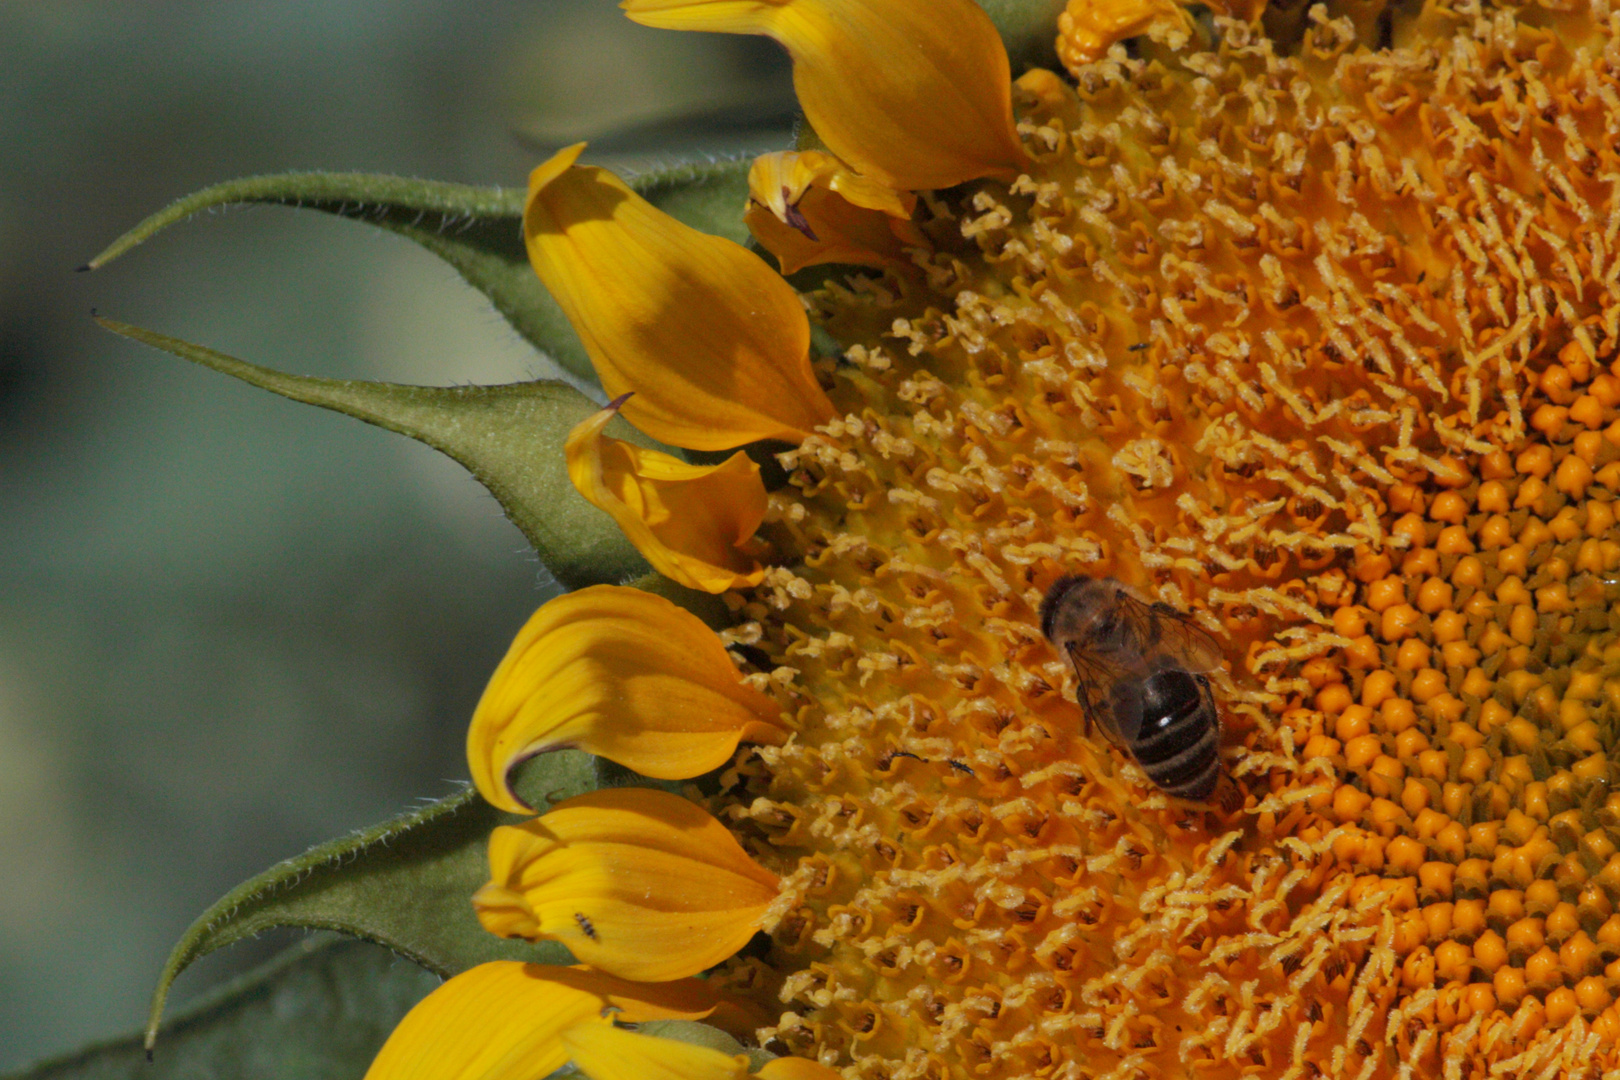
1039, 575, 1226, 800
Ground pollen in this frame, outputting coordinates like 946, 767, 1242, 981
704, 2, 1620, 1077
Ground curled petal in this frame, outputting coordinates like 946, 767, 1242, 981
747, 151, 925, 275
468, 584, 787, 814
562, 1024, 752, 1080
622, 0, 1027, 191
565, 400, 769, 594
750, 150, 913, 221
363, 962, 755, 1080
1057, 0, 1193, 69
474, 788, 781, 982
526, 143, 833, 450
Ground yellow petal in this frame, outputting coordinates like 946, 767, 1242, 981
756, 1059, 848, 1080
467, 584, 787, 814
565, 400, 769, 594
525, 144, 834, 450
621, 0, 1027, 191
363, 962, 752, 1080
563, 1024, 752, 1080
750, 151, 914, 220
474, 788, 780, 982
746, 151, 924, 275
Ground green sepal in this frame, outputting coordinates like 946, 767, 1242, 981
141, 751, 600, 1054
975, 0, 1069, 73
626, 570, 733, 630
7, 938, 435, 1080
94, 317, 651, 589
628, 159, 753, 247
85, 161, 753, 384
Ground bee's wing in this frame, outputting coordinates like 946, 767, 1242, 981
1060, 642, 1138, 744
1119, 594, 1226, 673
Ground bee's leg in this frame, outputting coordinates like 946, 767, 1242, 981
1210, 770, 1243, 815
1202, 676, 1240, 813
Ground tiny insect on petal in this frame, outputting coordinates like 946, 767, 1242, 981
473, 789, 781, 982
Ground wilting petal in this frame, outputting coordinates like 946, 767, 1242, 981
526, 144, 833, 450
474, 788, 780, 982
468, 584, 787, 814
562, 1024, 752, 1080
746, 151, 925, 275
1057, 0, 1192, 68
622, 0, 1026, 191
565, 400, 769, 594
363, 962, 751, 1080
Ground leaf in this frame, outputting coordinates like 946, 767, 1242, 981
140, 751, 601, 1053
85, 161, 754, 385
7, 937, 435, 1080
974, 0, 1068, 73
94, 317, 651, 590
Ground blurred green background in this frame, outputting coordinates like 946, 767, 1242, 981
0, 1, 792, 1069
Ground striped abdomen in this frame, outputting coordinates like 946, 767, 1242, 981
1130, 668, 1220, 800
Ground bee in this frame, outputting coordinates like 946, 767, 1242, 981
1039, 575, 1226, 800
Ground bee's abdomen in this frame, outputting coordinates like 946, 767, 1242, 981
1133, 669, 1220, 800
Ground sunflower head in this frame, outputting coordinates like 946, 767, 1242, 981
131, 0, 1620, 1076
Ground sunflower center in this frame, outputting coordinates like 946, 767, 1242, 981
711, 2, 1620, 1076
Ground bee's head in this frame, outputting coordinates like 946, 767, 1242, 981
1038, 575, 1087, 642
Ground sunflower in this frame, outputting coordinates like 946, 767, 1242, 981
100, 0, 1620, 1075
